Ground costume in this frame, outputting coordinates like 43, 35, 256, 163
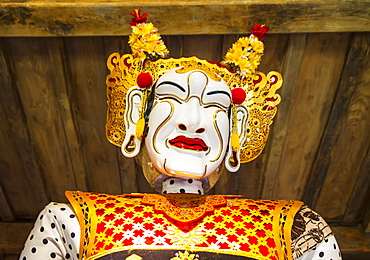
20, 194, 341, 260
20, 9, 342, 260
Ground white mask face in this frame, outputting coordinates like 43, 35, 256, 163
145, 68, 231, 179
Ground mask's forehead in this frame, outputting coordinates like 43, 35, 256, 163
155, 68, 231, 102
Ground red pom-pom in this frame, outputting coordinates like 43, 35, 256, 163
231, 88, 246, 104
137, 73, 153, 89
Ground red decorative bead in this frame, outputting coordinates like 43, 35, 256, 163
231, 88, 246, 104
137, 73, 153, 89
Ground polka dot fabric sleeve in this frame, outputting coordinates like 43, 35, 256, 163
19, 203, 81, 260
296, 235, 342, 260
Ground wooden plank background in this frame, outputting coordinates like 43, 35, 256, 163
0, 1, 369, 258
0, 32, 369, 223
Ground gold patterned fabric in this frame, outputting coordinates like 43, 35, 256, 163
65, 191, 303, 260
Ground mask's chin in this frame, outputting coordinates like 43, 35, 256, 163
151, 145, 223, 179
137, 143, 225, 194
162, 160, 208, 179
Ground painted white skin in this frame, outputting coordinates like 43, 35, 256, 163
145, 68, 231, 180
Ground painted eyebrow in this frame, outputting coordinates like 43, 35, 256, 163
207, 90, 231, 99
156, 81, 186, 92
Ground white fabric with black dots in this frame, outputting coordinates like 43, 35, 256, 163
162, 177, 204, 195
20, 203, 80, 260
296, 235, 342, 260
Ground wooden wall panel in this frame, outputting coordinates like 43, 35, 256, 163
262, 33, 307, 199
269, 33, 351, 200
64, 37, 122, 194
304, 33, 370, 208
0, 33, 368, 227
49, 38, 88, 192
182, 35, 224, 62
0, 39, 47, 219
3, 37, 78, 203
162, 35, 183, 58
315, 39, 370, 221
342, 147, 370, 225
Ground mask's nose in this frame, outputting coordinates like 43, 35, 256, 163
177, 71, 208, 134
177, 98, 206, 133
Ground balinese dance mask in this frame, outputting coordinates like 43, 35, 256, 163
106, 9, 282, 192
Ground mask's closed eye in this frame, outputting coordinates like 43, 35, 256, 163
155, 81, 187, 101
203, 90, 231, 109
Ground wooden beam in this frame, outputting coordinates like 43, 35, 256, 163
331, 225, 370, 254
0, 222, 33, 250
0, 0, 369, 37
0, 186, 14, 222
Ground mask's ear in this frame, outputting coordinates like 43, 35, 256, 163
121, 87, 144, 157
225, 105, 248, 172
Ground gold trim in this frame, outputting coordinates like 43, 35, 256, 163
209, 109, 224, 162
285, 201, 304, 260
123, 135, 136, 154
273, 200, 287, 260
65, 191, 85, 260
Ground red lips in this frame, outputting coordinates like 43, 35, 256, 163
169, 136, 208, 152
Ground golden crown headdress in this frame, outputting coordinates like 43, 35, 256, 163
106, 9, 282, 170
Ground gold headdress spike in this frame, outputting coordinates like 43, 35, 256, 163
220, 24, 272, 169
128, 9, 169, 62
221, 24, 269, 77
106, 10, 282, 173
127, 9, 168, 140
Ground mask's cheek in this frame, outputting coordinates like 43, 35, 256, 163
146, 100, 175, 153
205, 110, 230, 171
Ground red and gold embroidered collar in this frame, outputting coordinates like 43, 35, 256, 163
66, 191, 303, 260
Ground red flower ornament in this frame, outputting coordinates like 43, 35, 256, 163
249, 24, 269, 41
231, 88, 246, 104
137, 73, 153, 89
129, 9, 148, 26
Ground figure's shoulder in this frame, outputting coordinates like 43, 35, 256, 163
291, 205, 342, 260
39, 202, 76, 220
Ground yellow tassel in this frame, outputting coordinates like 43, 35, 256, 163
136, 118, 145, 140
231, 132, 240, 152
